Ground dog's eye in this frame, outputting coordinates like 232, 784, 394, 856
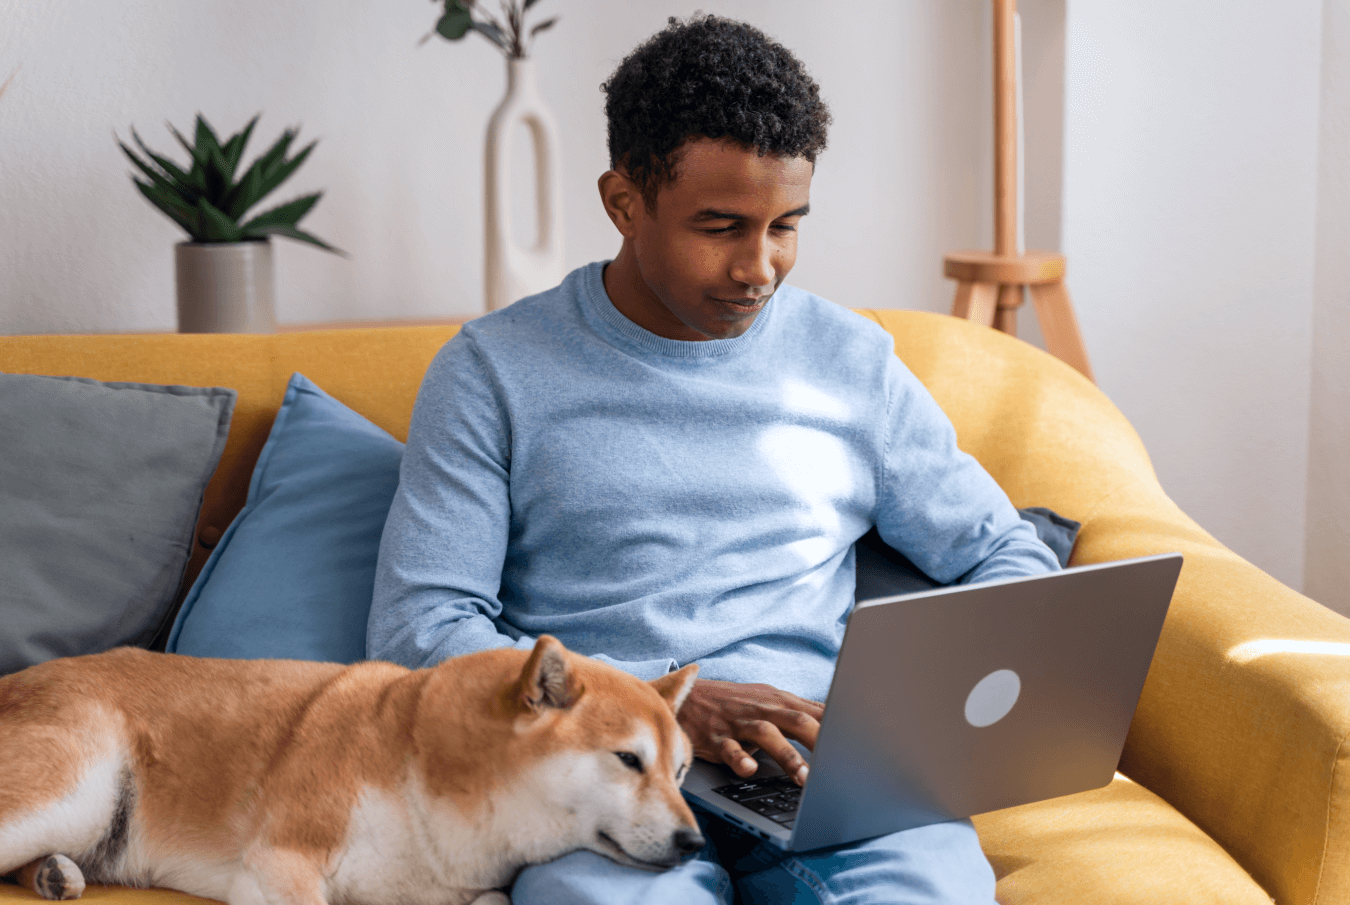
615, 751, 644, 773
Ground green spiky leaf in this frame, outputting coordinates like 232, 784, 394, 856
200, 201, 242, 242
195, 197, 243, 242
222, 164, 265, 222
194, 114, 223, 159
167, 123, 211, 189
119, 140, 190, 203
220, 114, 259, 179
238, 192, 321, 234
134, 179, 199, 236
255, 140, 314, 204
132, 128, 198, 194
249, 223, 345, 256
529, 17, 557, 37
221, 131, 300, 218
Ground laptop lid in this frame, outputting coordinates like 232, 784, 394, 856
684, 553, 1183, 852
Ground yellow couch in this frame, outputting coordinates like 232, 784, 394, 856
2, 310, 1346, 905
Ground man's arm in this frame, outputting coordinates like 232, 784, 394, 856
367, 332, 677, 679
873, 355, 1061, 585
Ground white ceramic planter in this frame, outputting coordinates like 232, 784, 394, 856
174, 240, 276, 333
484, 57, 564, 312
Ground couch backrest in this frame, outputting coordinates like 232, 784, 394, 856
1, 311, 1158, 606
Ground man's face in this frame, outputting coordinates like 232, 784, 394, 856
607, 138, 813, 342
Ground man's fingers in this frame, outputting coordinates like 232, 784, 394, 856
738, 719, 811, 786
771, 686, 826, 722
769, 705, 821, 750
718, 736, 759, 777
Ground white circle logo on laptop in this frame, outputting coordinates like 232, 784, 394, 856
964, 669, 1022, 727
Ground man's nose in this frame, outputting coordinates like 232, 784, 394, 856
730, 234, 775, 291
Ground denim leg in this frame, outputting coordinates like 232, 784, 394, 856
735, 819, 996, 905
509, 808, 734, 905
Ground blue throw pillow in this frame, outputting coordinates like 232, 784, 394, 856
167, 373, 403, 663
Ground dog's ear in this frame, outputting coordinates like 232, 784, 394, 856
520, 635, 584, 711
649, 663, 699, 714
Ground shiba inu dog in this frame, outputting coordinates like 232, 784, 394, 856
0, 636, 703, 904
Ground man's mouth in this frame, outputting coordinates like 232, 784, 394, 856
711, 295, 767, 309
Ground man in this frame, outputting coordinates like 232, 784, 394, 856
369, 14, 1060, 903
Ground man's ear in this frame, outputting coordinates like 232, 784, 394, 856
519, 635, 583, 711
649, 663, 699, 715
598, 169, 641, 238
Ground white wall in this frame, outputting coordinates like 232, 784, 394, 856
0, 0, 988, 333
1059, 0, 1323, 590
1305, 0, 1350, 616
1, 0, 1343, 602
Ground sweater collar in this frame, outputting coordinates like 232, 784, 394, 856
579, 261, 773, 359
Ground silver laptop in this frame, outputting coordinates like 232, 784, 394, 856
683, 553, 1183, 852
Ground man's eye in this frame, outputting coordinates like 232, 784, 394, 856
615, 751, 644, 773
702, 226, 736, 235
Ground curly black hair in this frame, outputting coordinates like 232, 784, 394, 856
602, 14, 831, 209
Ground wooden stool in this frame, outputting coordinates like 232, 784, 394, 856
944, 249, 1094, 382
946, 0, 1095, 385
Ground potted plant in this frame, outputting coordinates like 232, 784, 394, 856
118, 115, 342, 333
424, 0, 563, 311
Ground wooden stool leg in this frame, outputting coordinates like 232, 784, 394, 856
951, 280, 998, 327
1028, 280, 1095, 383
994, 284, 1023, 335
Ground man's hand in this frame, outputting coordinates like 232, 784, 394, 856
678, 678, 824, 786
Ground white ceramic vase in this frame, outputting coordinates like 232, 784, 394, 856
484, 57, 564, 312
174, 240, 276, 333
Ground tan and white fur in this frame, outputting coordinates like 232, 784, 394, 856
0, 636, 702, 904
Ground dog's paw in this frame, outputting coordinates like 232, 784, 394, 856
467, 892, 510, 905
30, 855, 86, 901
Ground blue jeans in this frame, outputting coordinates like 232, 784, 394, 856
511, 802, 996, 905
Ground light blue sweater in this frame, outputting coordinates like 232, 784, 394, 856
368, 262, 1059, 702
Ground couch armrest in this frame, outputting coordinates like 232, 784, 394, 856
857, 309, 1350, 903
1080, 480, 1350, 905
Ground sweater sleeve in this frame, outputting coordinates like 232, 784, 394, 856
366, 331, 678, 679
873, 354, 1061, 586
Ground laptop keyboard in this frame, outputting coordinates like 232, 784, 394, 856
712, 776, 803, 828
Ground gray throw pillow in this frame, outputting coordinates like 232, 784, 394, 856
0, 374, 236, 674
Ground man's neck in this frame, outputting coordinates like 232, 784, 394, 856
602, 243, 659, 332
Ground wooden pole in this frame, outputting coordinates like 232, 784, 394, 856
993, 0, 1022, 330
994, 0, 1018, 257
943, 0, 1095, 383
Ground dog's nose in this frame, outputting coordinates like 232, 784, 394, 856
674, 828, 705, 855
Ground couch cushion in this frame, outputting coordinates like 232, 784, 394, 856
167, 373, 402, 663
0, 374, 234, 675
974, 774, 1273, 904
0, 885, 215, 903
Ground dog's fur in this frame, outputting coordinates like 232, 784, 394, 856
0, 636, 702, 904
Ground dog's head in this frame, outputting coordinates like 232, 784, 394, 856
493, 636, 704, 871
